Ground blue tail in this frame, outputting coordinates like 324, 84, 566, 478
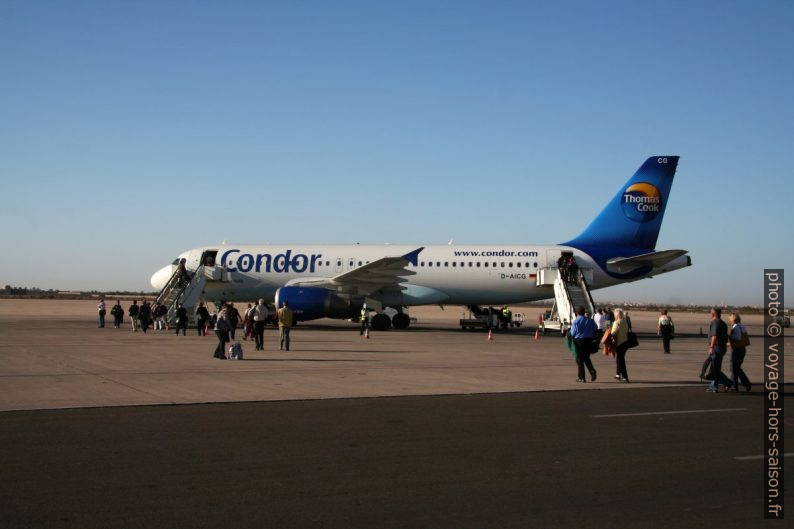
564, 156, 679, 251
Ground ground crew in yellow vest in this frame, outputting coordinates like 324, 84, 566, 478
502, 306, 512, 327
360, 304, 370, 336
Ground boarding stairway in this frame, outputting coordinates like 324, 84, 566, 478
538, 265, 596, 334
154, 266, 210, 323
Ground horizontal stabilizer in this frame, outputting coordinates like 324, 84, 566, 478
606, 249, 688, 274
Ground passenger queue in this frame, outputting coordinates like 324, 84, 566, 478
97, 298, 753, 390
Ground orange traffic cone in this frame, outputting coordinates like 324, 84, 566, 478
534, 328, 539, 340
487, 329, 493, 341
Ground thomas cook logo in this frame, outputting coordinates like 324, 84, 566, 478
621, 182, 662, 222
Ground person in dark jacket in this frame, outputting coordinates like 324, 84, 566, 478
175, 303, 188, 336
195, 302, 210, 336
128, 300, 140, 332
213, 306, 230, 359
226, 302, 242, 340
111, 300, 124, 328
139, 301, 152, 333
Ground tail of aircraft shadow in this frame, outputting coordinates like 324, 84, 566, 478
563, 156, 679, 252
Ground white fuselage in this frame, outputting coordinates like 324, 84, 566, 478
152, 243, 678, 307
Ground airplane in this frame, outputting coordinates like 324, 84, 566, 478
150, 156, 691, 330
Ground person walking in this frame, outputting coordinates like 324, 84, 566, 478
608, 309, 630, 382
570, 306, 597, 382
242, 303, 254, 341
154, 303, 167, 330
175, 303, 188, 336
252, 299, 269, 350
111, 300, 124, 328
97, 299, 106, 328
277, 300, 293, 351
593, 309, 605, 342
227, 303, 241, 341
359, 304, 370, 336
728, 312, 752, 392
128, 300, 140, 332
195, 302, 210, 336
658, 310, 674, 354
139, 301, 152, 333
706, 307, 733, 392
213, 305, 230, 359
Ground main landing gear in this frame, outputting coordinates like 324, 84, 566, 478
369, 310, 411, 331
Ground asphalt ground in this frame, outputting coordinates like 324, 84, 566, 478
1, 387, 791, 529
1, 301, 789, 410
1, 300, 791, 528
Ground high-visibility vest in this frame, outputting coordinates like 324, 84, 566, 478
361, 309, 368, 321
502, 308, 510, 318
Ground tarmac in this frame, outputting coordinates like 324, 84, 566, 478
0, 299, 791, 528
0, 300, 788, 411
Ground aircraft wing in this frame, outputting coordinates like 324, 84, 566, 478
606, 249, 688, 274
286, 247, 424, 296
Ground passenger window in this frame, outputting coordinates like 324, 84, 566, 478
452, 262, 457, 267
476, 262, 481, 267
509, 262, 514, 268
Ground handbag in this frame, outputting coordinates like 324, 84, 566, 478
626, 331, 639, 349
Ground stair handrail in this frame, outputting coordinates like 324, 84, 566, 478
555, 269, 576, 325
575, 268, 597, 315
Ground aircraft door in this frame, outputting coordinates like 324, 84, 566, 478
186, 249, 202, 270
200, 250, 218, 267
546, 249, 574, 269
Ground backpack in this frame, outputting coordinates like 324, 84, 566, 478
228, 342, 243, 360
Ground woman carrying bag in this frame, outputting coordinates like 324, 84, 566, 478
604, 308, 630, 382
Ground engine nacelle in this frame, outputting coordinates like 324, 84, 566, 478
274, 286, 354, 321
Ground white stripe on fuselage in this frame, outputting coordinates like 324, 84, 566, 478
179, 244, 613, 306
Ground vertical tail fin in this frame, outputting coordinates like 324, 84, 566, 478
564, 156, 679, 251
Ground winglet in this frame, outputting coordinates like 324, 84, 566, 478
401, 247, 424, 266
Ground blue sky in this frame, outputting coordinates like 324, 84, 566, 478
1, 0, 792, 305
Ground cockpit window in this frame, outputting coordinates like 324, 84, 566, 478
171, 258, 181, 265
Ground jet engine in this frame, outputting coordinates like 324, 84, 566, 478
274, 286, 355, 321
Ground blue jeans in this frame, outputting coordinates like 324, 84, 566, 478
708, 347, 732, 390
279, 326, 290, 350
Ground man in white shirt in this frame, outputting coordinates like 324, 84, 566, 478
657, 309, 674, 354
252, 299, 269, 351
97, 299, 106, 328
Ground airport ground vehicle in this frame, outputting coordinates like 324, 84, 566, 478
459, 306, 524, 330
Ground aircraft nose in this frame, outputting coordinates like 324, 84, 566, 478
150, 265, 173, 291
